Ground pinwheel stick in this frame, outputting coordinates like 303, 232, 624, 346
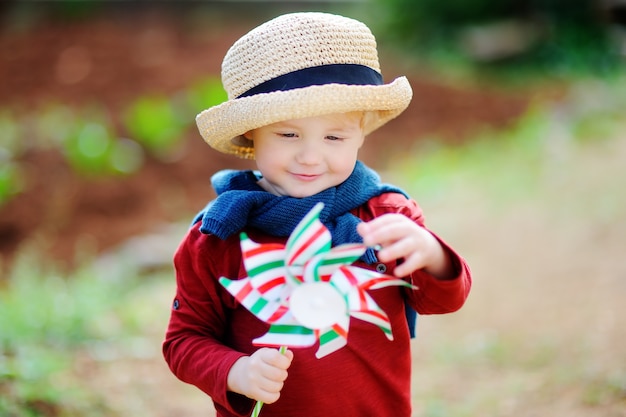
251, 345, 287, 417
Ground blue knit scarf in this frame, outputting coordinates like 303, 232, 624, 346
194, 161, 407, 264
193, 160, 418, 337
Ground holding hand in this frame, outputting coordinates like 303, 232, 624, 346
357, 213, 455, 280
227, 347, 294, 404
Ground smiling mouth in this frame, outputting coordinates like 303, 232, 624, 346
292, 173, 320, 181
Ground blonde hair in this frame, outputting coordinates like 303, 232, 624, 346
322, 111, 377, 131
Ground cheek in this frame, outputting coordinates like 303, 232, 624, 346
254, 137, 283, 154
332, 144, 361, 162
252, 140, 273, 160
255, 145, 290, 172
327, 151, 358, 176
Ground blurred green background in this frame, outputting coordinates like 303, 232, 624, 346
1, 1, 625, 416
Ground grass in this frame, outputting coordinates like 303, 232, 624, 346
0, 249, 153, 416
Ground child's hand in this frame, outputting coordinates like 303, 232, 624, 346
227, 347, 294, 404
357, 213, 454, 279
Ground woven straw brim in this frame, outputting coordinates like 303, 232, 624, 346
196, 76, 412, 159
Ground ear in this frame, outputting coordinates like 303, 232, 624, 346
357, 132, 366, 150
243, 131, 253, 140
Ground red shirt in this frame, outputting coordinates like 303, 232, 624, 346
163, 193, 471, 417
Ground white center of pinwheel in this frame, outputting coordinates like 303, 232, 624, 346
290, 282, 347, 329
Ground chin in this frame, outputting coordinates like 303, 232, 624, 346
288, 189, 322, 198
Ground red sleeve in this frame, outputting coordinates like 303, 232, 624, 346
404, 232, 472, 314
362, 193, 472, 315
162, 224, 254, 417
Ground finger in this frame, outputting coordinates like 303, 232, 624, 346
257, 377, 285, 395
246, 367, 285, 403
365, 219, 416, 248
255, 387, 282, 404
393, 252, 425, 277
360, 227, 397, 249
282, 349, 294, 362
259, 390, 281, 404
377, 235, 417, 262
255, 350, 291, 384
260, 363, 289, 384
261, 348, 293, 371
357, 215, 403, 244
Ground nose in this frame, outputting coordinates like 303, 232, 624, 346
295, 139, 321, 165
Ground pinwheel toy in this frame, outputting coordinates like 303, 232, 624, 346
219, 202, 416, 358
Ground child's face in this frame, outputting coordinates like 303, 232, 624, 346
245, 112, 365, 198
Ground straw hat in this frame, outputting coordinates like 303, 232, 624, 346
195, 12, 413, 159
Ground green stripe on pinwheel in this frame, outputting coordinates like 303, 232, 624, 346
249, 296, 269, 315
319, 255, 359, 268
286, 203, 330, 265
265, 324, 314, 335
318, 328, 342, 345
247, 260, 285, 277
289, 203, 323, 245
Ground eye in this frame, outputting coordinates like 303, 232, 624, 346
278, 132, 297, 138
325, 135, 343, 141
